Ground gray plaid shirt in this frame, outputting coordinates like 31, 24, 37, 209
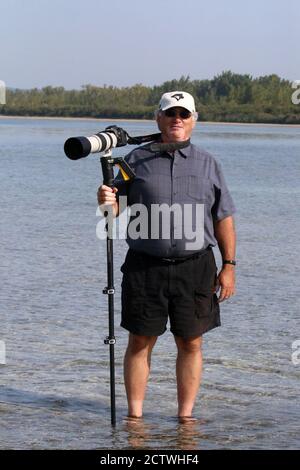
115, 142, 236, 258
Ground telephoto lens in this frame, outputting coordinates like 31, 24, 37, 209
64, 130, 119, 160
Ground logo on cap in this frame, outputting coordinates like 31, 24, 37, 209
171, 93, 184, 101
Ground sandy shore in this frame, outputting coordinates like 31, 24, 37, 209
0, 114, 299, 127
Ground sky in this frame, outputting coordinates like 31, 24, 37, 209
1, 0, 299, 89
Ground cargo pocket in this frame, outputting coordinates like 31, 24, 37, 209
194, 290, 213, 319
121, 252, 146, 322
121, 283, 145, 317
194, 289, 220, 334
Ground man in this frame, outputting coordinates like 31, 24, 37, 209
98, 91, 236, 421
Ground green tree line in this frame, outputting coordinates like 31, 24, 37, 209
1, 71, 299, 124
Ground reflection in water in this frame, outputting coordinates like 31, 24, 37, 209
175, 419, 206, 450
123, 416, 205, 450
123, 416, 151, 449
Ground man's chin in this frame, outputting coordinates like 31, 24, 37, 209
166, 132, 186, 142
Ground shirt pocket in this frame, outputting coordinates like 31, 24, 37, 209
187, 176, 212, 202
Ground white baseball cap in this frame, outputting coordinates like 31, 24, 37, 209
158, 91, 196, 113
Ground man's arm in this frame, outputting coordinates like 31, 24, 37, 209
213, 215, 236, 303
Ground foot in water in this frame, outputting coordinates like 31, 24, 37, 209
178, 416, 197, 424
125, 415, 143, 422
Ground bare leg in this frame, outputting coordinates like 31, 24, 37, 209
174, 335, 203, 418
124, 333, 157, 418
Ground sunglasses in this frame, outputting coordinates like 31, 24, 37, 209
164, 108, 192, 119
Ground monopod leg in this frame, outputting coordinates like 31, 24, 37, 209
101, 154, 116, 426
104, 236, 116, 426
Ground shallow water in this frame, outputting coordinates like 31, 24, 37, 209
0, 118, 299, 449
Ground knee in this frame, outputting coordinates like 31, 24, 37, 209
175, 336, 203, 354
127, 334, 157, 355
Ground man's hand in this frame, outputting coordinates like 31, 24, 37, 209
215, 265, 235, 303
213, 215, 236, 303
97, 185, 119, 217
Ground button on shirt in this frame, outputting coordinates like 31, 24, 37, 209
114, 143, 236, 258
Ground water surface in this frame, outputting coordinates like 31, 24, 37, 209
0, 118, 299, 449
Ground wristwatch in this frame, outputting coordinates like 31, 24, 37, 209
223, 259, 236, 266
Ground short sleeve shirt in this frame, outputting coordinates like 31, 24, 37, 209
114, 142, 236, 258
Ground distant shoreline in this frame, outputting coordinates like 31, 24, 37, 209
0, 114, 300, 128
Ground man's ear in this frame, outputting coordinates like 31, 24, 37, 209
155, 110, 162, 130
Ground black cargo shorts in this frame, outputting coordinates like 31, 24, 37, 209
120, 248, 220, 338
